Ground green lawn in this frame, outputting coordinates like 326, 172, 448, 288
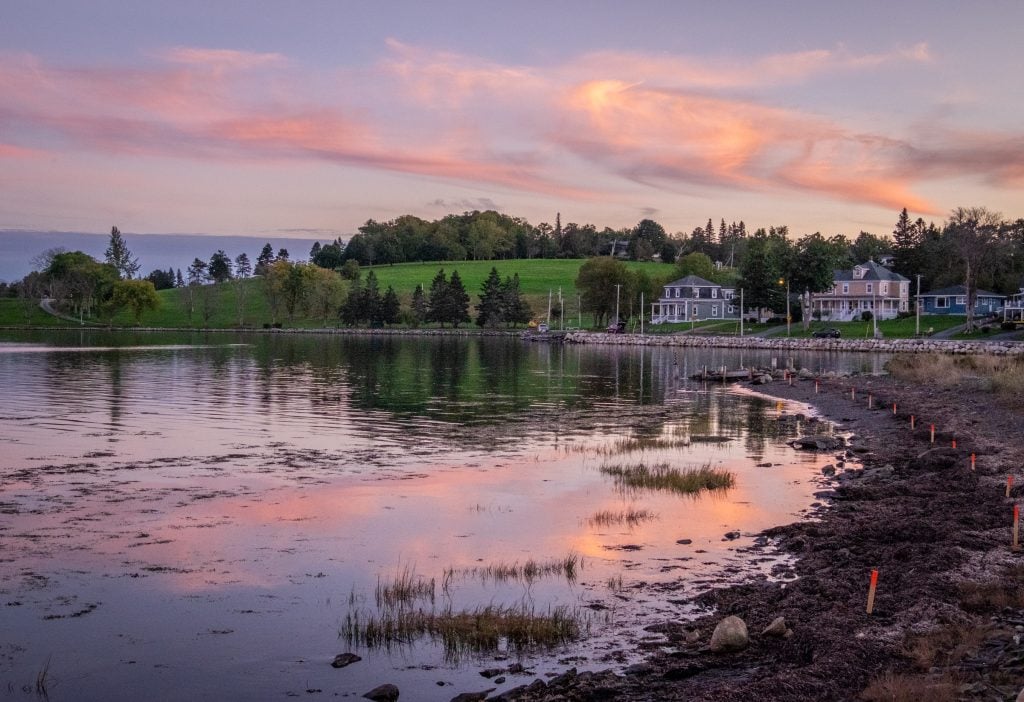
366, 259, 674, 317
779, 315, 966, 339
4, 259, 677, 330
0, 298, 75, 326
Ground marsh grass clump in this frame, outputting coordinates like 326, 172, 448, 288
588, 508, 657, 528
375, 565, 435, 609
600, 462, 734, 495
341, 604, 586, 661
444, 553, 581, 586
887, 354, 1024, 404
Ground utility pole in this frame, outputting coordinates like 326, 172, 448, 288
779, 278, 790, 336
915, 274, 922, 336
739, 288, 744, 337
547, 289, 552, 325
640, 292, 644, 335
577, 293, 582, 329
615, 283, 622, 327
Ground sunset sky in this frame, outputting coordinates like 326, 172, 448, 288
2, 1, 1022, 243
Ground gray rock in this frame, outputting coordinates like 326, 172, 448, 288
480, 668, 504, 678
761, 616, 787, 637
821, 464, 836, 476
331, 652, 361, 668
450, 690, 495, 702
363, 683, 399, 701
723, 531, 741, 540
789, 435, 845, 451
709, 615, 749, 652
676, 538, 693, 545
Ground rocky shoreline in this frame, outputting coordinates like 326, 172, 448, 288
483, 369, 1024, 701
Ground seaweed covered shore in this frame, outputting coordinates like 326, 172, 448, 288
498, 365, 1024, 701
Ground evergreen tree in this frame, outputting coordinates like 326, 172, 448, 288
105, 226, 140, 279
276, 248, 290, 262
446, 270, 470, 328
340, 279, 363, 326
426, 269, 449, 327
410, 284, 427, 327
208, 250, 233, 283
476, 267, 505, 328
175, 269, 184, 287
891, 208, 920, 278
361, 271, 382, 324
381, 286, 401, 326
234, 253, 252, 278
255, 244, 275, 275
501, 273, 533, 327
187, 258, 208, 285
310, 241, 322, 260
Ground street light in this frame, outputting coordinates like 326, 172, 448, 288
778, 278, 790, 336
614, 283, 622, 326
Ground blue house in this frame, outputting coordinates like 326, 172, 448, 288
918, 285, 1005, 316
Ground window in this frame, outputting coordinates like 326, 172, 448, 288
724, 290, 733, 300
727, 305, 735, 314
866, 283, 873, 294
712, 305, 719, 317
936, 297, 948, 309
955, 296, 966, 305
842, 283, 849, 294
880, 283, 888, 295
711, 288, 717, 298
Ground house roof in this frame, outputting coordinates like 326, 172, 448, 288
665, 274, 721, 288
833, 261, 909, 283
917, 285, 1005, 299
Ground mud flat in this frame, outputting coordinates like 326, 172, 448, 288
502, 370, 1024, 701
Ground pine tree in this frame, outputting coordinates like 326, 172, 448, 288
426, 269, 449, 327
891, 208, 920, 278
362, 271, 382, 325
502, 273, 533, 327
234, 253, 252, 278
476, 267, 504, 328
175, 269, 184, 287
410, 284, 427, 327
208, 250, 233, 283
255, 244, 275, 275
381, 286, 400, 326
446, 270, 470, 328
276, 248, 290, 262
105, 226, 140, 279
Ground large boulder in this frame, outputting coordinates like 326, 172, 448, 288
709, 615, 749, 652
363, 684, 399, 701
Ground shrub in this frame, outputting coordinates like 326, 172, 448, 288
861, 310, 873, 322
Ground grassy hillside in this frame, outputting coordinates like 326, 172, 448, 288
3, 259, 677, 329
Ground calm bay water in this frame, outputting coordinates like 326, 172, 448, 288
0, 331, 881, 700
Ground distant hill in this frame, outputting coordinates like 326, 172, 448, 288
0, 230, 322, 282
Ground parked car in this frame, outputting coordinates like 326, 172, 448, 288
812, 328, 841, 339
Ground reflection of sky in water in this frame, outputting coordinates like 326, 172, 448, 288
0, 332, 859, 700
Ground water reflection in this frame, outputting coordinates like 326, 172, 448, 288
0, 331, 876, 701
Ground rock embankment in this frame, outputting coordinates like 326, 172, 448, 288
565, 331, 1024, 355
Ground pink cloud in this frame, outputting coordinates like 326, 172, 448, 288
0, 143, 42, 158
0, 41, 1016, 217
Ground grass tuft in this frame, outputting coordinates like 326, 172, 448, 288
444, 553, 581, 586
341, 604, 586, 661
588, 508, 657, 528
375, 565, 435, 609
599, 462, 734, 495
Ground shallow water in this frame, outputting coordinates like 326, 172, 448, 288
0, 331, 875, 700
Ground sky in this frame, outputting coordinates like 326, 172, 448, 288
1, 0, 1022, 253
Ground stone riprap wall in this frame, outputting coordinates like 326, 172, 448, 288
565, 332, 1024, 355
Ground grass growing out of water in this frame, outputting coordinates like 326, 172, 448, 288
600, 462, 734, 495
588, 508, 657, 528
341, 604, 585, 660
375, 565, 435, 609
443, 553, 581, 586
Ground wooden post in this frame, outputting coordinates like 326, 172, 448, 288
1008, 475, 1014, 498
952, 439, 957, 449
930, 424, 935, 443
970, 453, 976, 471
866, 569, 879, 614
911, 415, 916, 430
868, 393, 873, 409
892, 402, 897, 415
1014, 505, 1020, 552
815, 380, 819, 394
851, 387, 855, 400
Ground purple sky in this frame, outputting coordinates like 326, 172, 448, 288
1, 0, 1022, 243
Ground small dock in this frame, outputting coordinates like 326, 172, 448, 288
521, 331, 568, 343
